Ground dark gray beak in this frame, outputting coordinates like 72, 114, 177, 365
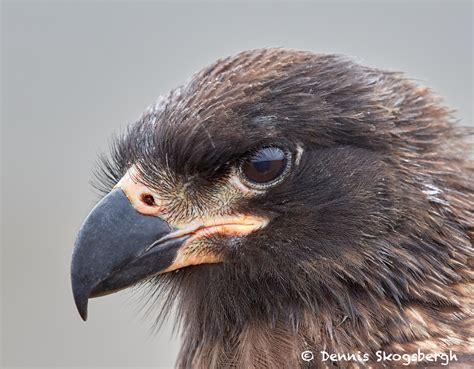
71, 188, 187, 321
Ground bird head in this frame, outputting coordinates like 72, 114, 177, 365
71, 49, 472, 363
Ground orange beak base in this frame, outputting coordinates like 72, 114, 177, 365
71, 188, 267, 321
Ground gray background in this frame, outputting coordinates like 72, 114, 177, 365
1, 1, 472, 368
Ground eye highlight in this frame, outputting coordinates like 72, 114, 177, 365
240, 147, 291, 189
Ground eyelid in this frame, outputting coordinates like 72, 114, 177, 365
249, 146, 285, 162
238, 146, 293, 190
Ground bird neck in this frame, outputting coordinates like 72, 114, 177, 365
174, 277, 472, 369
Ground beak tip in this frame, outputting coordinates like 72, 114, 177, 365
72, 283, 89, 321
75, 297, 89, 321
78, 308, 88, 322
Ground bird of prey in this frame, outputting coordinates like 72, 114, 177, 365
71, 49, 473, 368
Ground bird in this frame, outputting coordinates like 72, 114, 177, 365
71, 48, 473, 369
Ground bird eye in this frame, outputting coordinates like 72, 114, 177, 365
240, 147, 291, 188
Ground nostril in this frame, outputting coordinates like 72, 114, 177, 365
140, 193, 156, 207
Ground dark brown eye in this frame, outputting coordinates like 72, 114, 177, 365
240, 147, 290, 188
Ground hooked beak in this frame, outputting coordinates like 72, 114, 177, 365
71, 172, 268, 321
71, 188, 187, 321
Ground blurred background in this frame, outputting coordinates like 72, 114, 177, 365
1, 1, 472, 368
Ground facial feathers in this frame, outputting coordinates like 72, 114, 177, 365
93, 49, 473, 368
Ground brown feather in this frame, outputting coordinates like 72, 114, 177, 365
95, 48, 473, 368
